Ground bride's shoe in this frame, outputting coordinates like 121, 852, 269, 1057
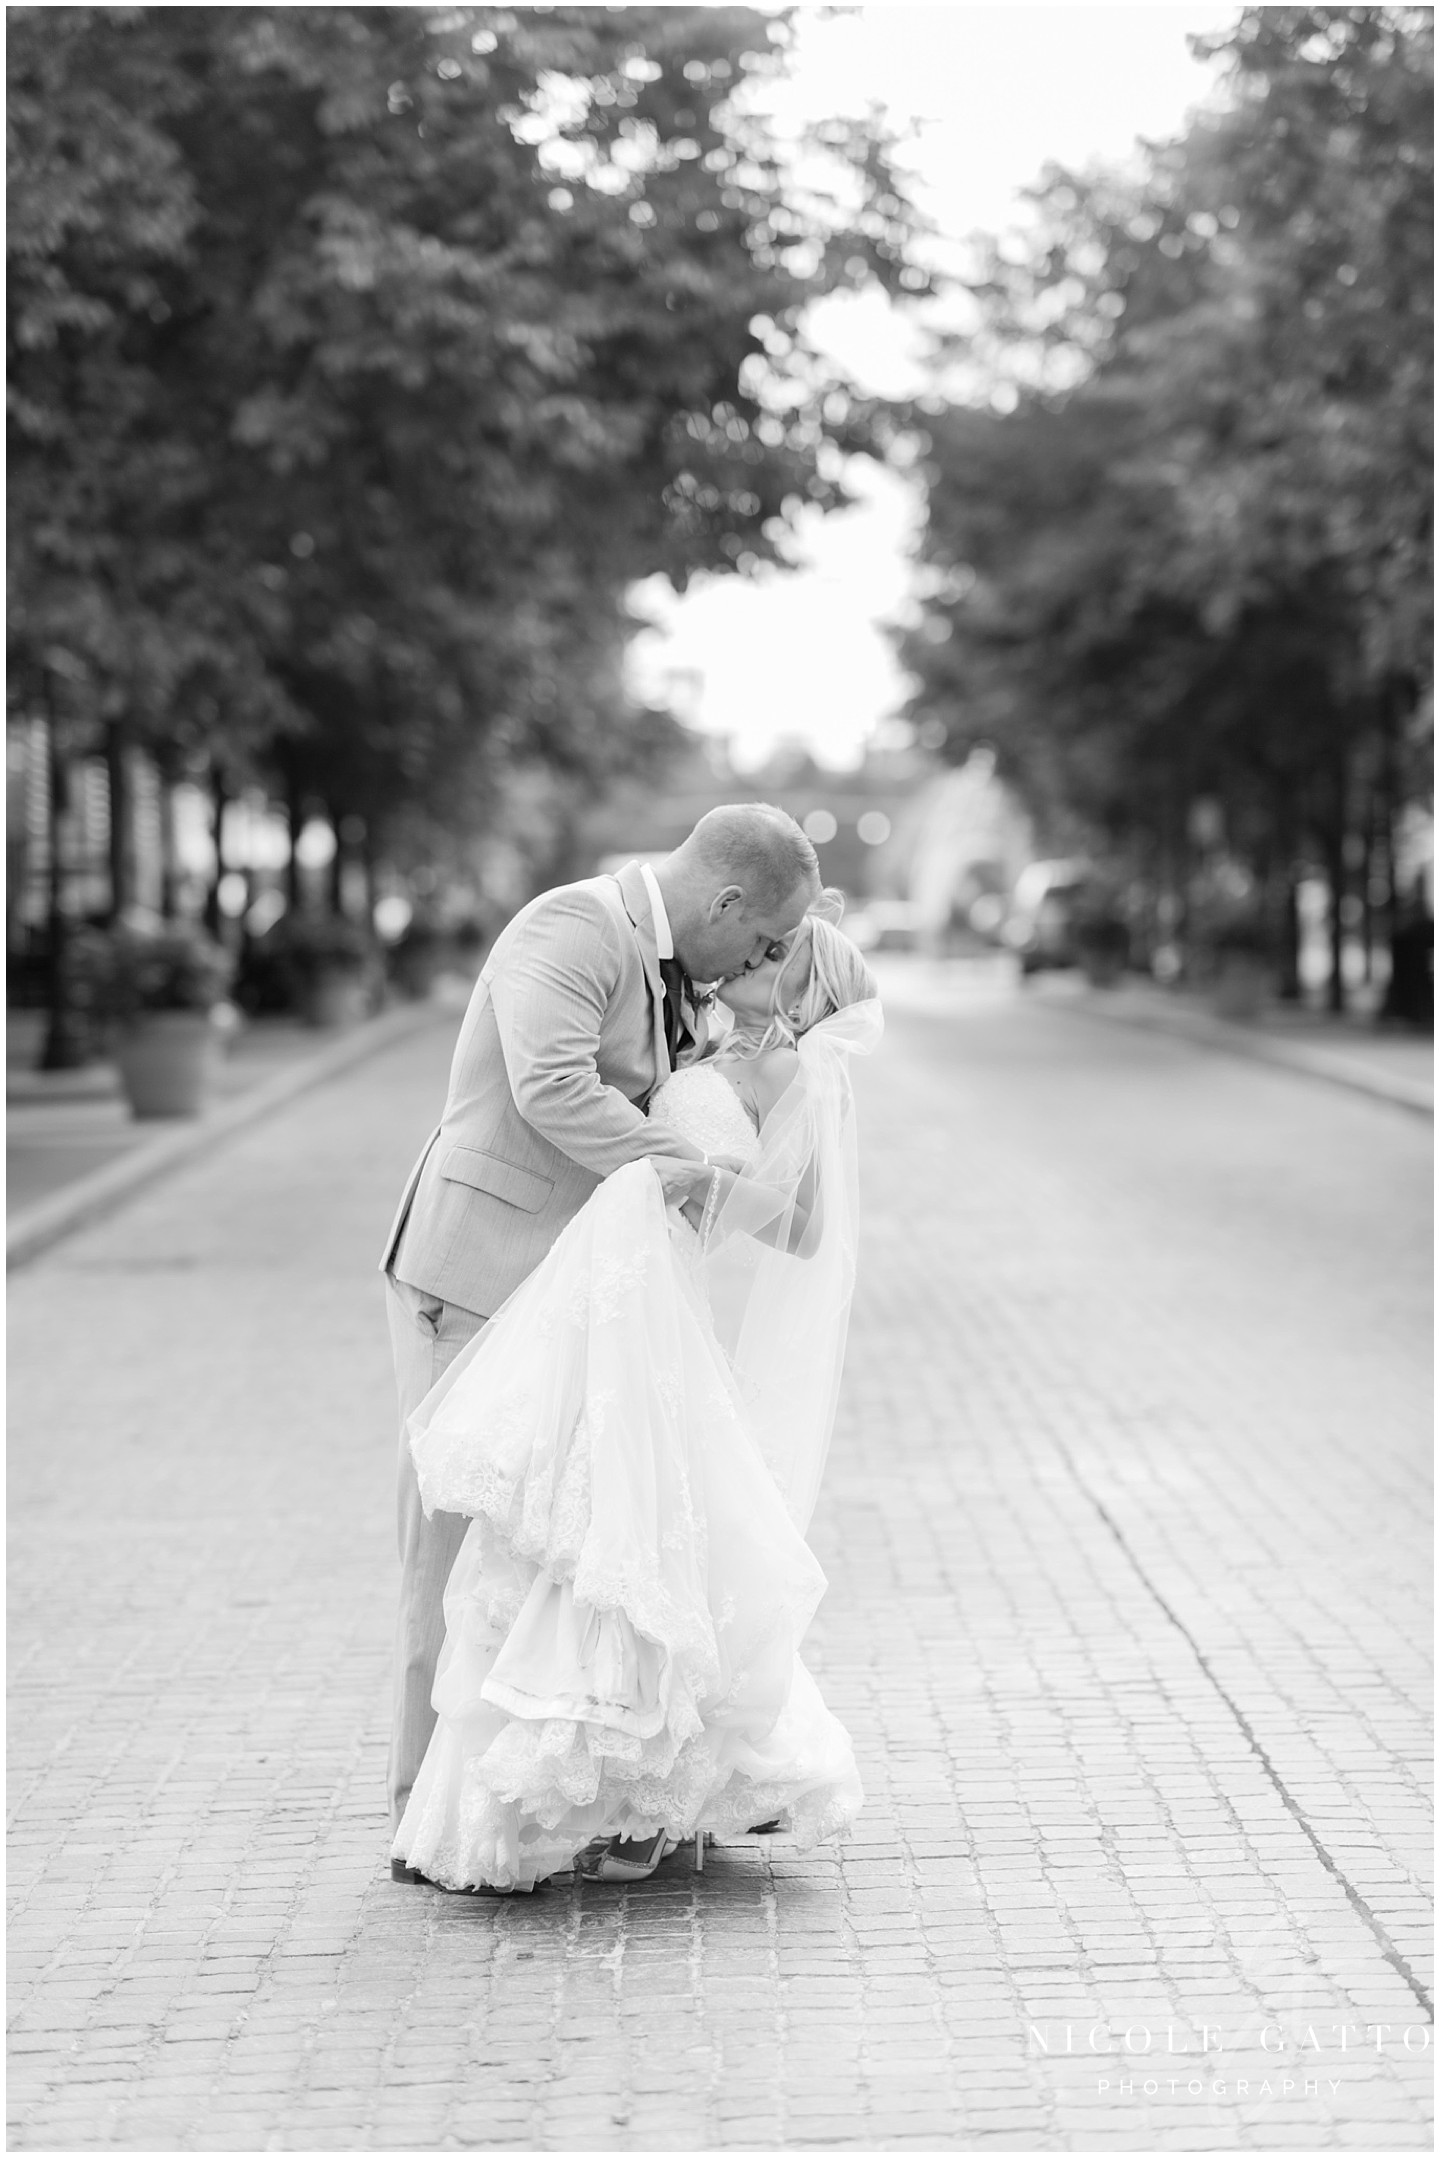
577, 1830, 715, 1882
390, 1857, 542, 1896
576, 1829, 679, 1883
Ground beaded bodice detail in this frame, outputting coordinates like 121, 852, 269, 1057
649, 1061, 759, 1161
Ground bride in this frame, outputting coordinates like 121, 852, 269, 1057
392, 898, 881, 1892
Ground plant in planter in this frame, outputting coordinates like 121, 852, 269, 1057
388, 913, 443, 1001
1207, 909, 1274, 1020
93, 924, 235, 1117
1072, 887, 1131, 988
43, 923, 115, 1070
271, 914, 375, 1028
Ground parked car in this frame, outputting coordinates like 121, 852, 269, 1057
1004, 861, 1091, 975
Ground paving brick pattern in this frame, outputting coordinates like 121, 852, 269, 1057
8, 976, 1432, 2149
7, 1015, 326, 1215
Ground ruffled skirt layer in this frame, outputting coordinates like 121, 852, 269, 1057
392, 1161, 862, 1892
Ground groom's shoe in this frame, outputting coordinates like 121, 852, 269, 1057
390, 1858, 542, 1896
390, 1858, 436, 1886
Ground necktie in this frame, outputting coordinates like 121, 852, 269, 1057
658, 955, 693, 1068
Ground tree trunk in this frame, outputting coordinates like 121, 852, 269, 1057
1324, 828, 1346, 1016
326, 803, 344, 918
360, 830, 377, 936
1376, 679, 1402, 992
1321, 728, 1352, 1016
1359, 793, 1375, 986
1277, 872, 1302, 1001
40, 696, 90, 1070
1155, 796, 1182, 980
285, 771, 303, 912
204, 768, 228, 937
1169, 793, 1193, 979
1272, 786, 1302, 1002
104, 719, 132, 925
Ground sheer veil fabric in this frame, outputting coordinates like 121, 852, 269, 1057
700, 997, 883, 1535
395, 998, 883, 1892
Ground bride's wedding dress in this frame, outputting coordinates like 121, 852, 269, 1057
392, 1059, 865, 1892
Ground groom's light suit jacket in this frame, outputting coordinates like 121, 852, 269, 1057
380, 861, 684, 1320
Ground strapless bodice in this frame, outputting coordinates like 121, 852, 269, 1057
649, 1061, 758, 1161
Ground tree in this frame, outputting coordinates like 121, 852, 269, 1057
9, 6, 924, 870
902, 5, 1431, 1006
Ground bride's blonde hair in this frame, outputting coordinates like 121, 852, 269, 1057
724, 891, 877, 1060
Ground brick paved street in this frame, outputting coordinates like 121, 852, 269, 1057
6, 1013, 326, 1215
8, 970, 1432, 2151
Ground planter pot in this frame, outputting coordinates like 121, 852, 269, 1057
114, 1010, 219, 1118
390, 947, 441, 1001
1079, 949, 1125, 989
302, 966, 370, 1030
1212, 955, 1270, 1021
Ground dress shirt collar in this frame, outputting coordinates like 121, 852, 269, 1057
639, 861, 675, 964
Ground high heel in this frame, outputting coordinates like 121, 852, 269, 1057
576, 1829, 678, 1883
695, 1831, 715, 1873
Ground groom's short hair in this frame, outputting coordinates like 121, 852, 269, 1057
689, 803, 820, 909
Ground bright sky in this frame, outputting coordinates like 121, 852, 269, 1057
628, 3, 1239, 771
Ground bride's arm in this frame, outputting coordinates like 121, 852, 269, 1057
681, 1158, 822, 1255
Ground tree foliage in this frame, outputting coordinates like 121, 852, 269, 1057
902, 6, 1431, 990
9, 5, 923, 863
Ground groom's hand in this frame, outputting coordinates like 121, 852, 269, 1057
651, 1152, 747, 1202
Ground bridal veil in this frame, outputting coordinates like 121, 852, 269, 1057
697, 995, 883, 1533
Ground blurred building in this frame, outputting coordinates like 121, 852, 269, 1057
887, 748, 1035, 947
578, 728, 935, 900
6, 706, 347, 1005
5, 717, 165, 1000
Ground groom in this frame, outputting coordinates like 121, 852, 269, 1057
379, 802, 820, 1860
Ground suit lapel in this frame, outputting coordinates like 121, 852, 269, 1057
613, 861, 672, 1084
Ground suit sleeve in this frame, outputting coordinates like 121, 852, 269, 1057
488, 888, 699, 1176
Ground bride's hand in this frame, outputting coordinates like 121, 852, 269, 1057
651, 1154, 710, 1202
678, 1164, 742, 1235
652, 1152, 748, 1203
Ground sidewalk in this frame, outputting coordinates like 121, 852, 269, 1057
1033, 973, 1433, 1118
7, 1000, 453, 1269
871, 955, 1434, 1117
8, 997, 1432, 2150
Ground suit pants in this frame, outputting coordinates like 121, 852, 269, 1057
385, 1274, 487, 1832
